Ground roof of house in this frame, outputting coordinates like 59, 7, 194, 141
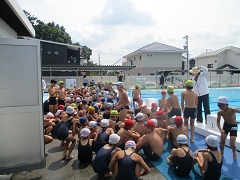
216, 64, 239, 70
123, 42, 187, 58
196, 46, 240, 59
0, 0, 35, 37
23, 37, 82, 51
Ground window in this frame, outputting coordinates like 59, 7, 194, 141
131, 60, 133, 66
215, 60, 217, 63
134, 57, 136, 61
54, 51, 59, 56
140, 55, 141, 60
138, 73, 141, 76
207, 64, 213, 68
147, 54, 149, 57
47, 51, 52, 55
150, 73, 155, 76
150, 54, 152, 57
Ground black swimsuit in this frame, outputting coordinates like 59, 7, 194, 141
173, 147, 193, 177
115, 151, 138, 180
78, 139, 93, 163
56, 118, 73, 140
204, 151, 223, 180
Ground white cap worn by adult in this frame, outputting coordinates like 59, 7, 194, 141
150, 119, 158, 127
189, 67, 200, 75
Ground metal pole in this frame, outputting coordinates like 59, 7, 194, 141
210, 70, 211, 88
98, 54, 101, 76
219, 73, 221, 87
238, 74, 239, 86
230, 73, 232, 87
183, 35, 189, 80
156, 71, 157, 89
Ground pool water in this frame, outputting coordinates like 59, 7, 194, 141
128, 88, 240, 131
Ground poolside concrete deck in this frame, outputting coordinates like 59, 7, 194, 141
0, 137, 166, 180
195, 114, 240, 151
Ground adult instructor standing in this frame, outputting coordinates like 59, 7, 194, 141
189, 66, 210, 123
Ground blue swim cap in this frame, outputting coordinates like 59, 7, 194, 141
107, 98, 113, 102
82, 99, 87, 104
93, 105, 99, 110
80, 116, 88, 124
101, 98, 105, 102
116, 97, 119, 101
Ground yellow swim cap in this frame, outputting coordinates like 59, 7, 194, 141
110, 110, 119, 116
167, 86, 174, 93
58, 81, 64, 85
186, 80, 194, 87
88, 106, 95, 112
70, 103, 77, 109
135, 84, 140, 88
109, 81, 112, 84
101, 90, 104, 93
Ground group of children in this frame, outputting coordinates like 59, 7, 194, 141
43, 79, 238, 179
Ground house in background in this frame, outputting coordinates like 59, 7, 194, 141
122, 42, 187, 76
195, 46, 240, 70
0, 0, 35, 38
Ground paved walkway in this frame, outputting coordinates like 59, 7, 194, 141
1, 137, 165, 180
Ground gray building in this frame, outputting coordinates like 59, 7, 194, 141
122, 42, 187, 75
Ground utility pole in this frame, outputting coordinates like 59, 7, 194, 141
98, 54, 101, 76
183, 35, 189, 79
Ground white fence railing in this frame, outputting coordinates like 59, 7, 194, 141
43, 72, 240, 90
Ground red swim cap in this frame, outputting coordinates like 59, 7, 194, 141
175, 116, 183, 126
124, 119, 135, 129
144, 120, 155, 130
58, 105, 65, 110
156, 110, 164, 117
151, 103, 158, 107
161, 90, 166, 94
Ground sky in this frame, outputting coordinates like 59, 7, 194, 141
17, 0, 240, 65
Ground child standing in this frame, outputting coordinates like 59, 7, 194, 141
181, 80, 198, 142
217, 96, 239, 159
132, 84, 141, 109
163, 86, 181, 125
48, 79, 57, 114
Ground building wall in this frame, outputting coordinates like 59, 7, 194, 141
41, 42, 68, 65
0, 18, 17, 38
124, 52, 183, 75
195, 56, 218, 69
226, 51, 238, 67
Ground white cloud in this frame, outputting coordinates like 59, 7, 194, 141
91, 0, 156, 26
16, 0, 240, 65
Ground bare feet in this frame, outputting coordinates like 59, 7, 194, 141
104, 172, 113, 178
233, 151, 238, 159
66, 155, 74, 160
62, 154, 66, 160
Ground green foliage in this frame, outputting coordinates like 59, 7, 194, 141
23, 10, 92, 60
107, 71, 117, 76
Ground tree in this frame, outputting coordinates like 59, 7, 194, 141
23, 10, 92, 58
107, 71, 117, 76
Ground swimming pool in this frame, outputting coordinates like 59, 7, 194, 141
128, 87, 240, 131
